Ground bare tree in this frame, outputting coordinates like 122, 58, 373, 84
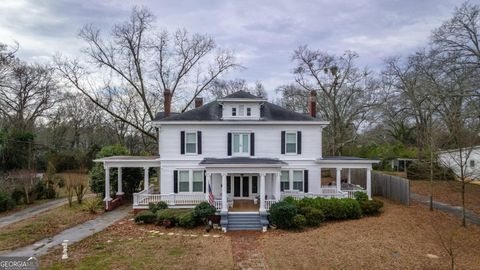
64, 173, 88, 207
0, 58, 59, 132
292, 47, 380, 155
208, 79, 267, 99
8, 170, 37, 204
55, 7, 237, 143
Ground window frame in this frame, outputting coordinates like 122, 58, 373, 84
231, 107, 237, 116
292, 170, 304, 191
178, 170, 190, 193
184, 131, 198, 155
192, 170, 204, 193
232, 132, 250, 156
280, 170, 290, 191
470, 159, 476, 168
285, 131, 298, 154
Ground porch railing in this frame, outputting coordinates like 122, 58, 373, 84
265, 199, 276, 211
133, 192, 206, 206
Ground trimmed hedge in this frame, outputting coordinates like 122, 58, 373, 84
269, 200, 298, 229
300, 207, 325, 226
192, 202, 216, 225
134, 210, 156, 224
178, 211, 196, 228
292, 214, 307, 228
149, 201, 168, 213
360, 199, 384, 216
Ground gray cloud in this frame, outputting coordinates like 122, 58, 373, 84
0, 0, 463, 95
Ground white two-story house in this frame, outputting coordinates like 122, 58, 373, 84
95, 90, 378, 231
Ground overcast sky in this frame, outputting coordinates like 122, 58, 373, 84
0, 0, 464, 96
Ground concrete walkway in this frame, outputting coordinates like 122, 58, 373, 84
3, 206, 130, 257
411, 192, 480, 225
0, 195, 94, 229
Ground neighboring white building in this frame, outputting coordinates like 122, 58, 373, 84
438, 146, 480, 182
95, 90, 378, 231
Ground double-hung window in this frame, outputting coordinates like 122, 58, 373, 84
233, 133, 249, 155
286, 132, 297, 154
471, 160, 476, 168
280, 170, 290, 191
293, 170, 303, 191
179, 170, 189, 192
232, 108, 237, 116
192, 171, 204, 192
185, 132, 197, 154
246, 107, 251, 116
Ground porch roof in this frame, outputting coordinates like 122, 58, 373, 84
316, 156, 379, 168
200, 157, 286, 167
93, 155, 160, 168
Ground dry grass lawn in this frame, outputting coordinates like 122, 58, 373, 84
40, 220, 234, 270
38, 199, 480, 270
0, 198, 103, 253
411, 180, 480, 215
261, 199, 480, 270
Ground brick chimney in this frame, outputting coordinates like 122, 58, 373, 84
308, 90, 317, 117
195, 97, 203, 108
164, 89, 172, 117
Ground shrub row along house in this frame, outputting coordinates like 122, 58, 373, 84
95, 90, 378, 231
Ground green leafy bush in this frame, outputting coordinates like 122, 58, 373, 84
312, 198, 362, 220
156, 209, 178, 225
0, 190, 15, 212
300, 207, 325, 226
292, 214, 307, 228
178, 211, 196, 228
360, 199, 384, 216
192, 202, 216, 225
354, 191, 368, 202
83, 197, 103, 214
269, 200, 298, 229
149, 201, 168, 213
44, 186, 56, 199
134, 210, 157, 224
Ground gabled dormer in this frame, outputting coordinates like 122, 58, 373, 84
218, 91, 266, 120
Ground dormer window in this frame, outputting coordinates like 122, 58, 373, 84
232, 108, 237, 116
247, 107, 251, 116
239, 105, 245, 116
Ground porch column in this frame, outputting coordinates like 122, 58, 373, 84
157, 167, 161, 194
366, 168, 372, 200
259, 173, 266, 212
347, 168, 351, 184
103, 166, 111, 202
144, 167, 150, 191
116, 167, 123, 195
336, 168, 342, 192
205, 173, 212, 201
275, 172, 281, 201
221, 173, 228, 212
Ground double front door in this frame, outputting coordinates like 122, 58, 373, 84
231, 175, 258, 198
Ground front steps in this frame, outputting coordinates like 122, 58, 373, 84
227, 212, 263, 231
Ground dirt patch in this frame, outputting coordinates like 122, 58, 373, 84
411, 180, 480, 215
229, 231, 267, 270
260, 198, 480, 270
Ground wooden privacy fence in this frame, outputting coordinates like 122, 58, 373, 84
348, 169, 410, 205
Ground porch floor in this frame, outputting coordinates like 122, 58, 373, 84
230, 200, 259, 212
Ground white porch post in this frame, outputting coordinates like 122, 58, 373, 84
275, 172, 281, 201
260, 173, 266, 212
336, 168, 342, 192
205, 173, 212, 201
157, 167, 161, 194
116, 167, 123, 195
221, 173, 228, 212
144, 167, 150, 191
366, 168, 372, 200
347, 168, 351, 184
103, 166, 111, 203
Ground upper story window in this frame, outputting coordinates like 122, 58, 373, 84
246, 107, 251, 116
185, 132, 197, 154
232, 107, 237, 116
233, 133, 249, 155
471, 160, 476, 168
239, 105, 245, 116
286, 132, 297, 153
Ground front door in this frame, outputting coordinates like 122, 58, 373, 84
232, 175, 251, 198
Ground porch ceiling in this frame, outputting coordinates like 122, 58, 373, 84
93, 155, 160, 168
200, 157, 286, 167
